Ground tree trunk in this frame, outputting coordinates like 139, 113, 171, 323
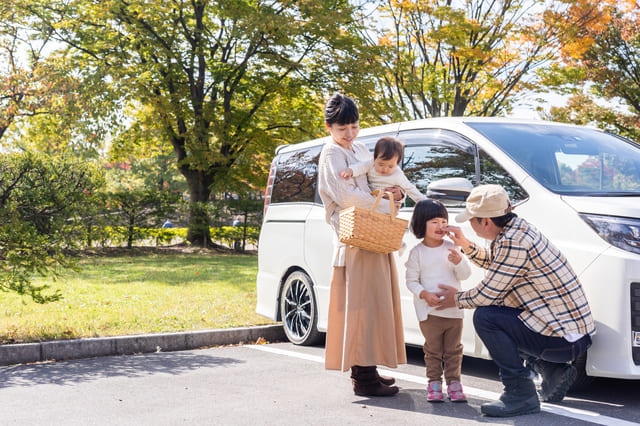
241, 209, 249, 252
86, 223, 93, 248
127, 217, 134, 249
182, 168, 215, 247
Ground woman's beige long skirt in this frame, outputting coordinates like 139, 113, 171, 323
324, 246, 407, 372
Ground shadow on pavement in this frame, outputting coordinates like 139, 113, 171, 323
0, 350, 242, 389
354, 388, 481, 415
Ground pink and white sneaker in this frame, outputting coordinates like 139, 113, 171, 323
447, 381, 467, 402
427, 381, 444, 402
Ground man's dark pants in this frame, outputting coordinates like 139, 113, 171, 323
473, 306, 592, 381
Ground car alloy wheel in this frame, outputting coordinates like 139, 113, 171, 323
280, 271, 321, 346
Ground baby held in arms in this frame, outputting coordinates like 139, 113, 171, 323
339, 136, 426, 204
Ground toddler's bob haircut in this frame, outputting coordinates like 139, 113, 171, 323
374, 137, 404, 164
324, 93, 359, 126
410, 199, 449, 239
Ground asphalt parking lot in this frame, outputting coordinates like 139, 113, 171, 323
1, 340, 638, 425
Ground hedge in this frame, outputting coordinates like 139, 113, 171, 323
84, 226, 260, 250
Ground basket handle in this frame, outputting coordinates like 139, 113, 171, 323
370, 190, 396, 221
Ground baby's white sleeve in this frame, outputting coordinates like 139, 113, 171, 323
348, 159, 374, 177
397, 171, 427, 202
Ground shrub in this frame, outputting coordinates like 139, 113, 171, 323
104, 189, 184, 248
211, 226, 260, 249
0, 151, 103, 303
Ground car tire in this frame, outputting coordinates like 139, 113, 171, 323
280, 271, 322, 346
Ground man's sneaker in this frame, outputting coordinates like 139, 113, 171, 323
427, 381, 444, 402
536, 361, 577, 402
447, 381, 467, 402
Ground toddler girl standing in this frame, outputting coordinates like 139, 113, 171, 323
405, 199, 472, 402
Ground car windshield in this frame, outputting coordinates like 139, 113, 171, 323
467, 122, 640, 196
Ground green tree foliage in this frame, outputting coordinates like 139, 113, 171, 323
545, 93, 640, 142
15, 54, 123, 159
25, 0, 360, 245
105, 149, 188, 196
0, 0, 59, 141
342, 0, 549, 120
341, 0, 605, 122
0, 151, 103, 303
100, 159, 185, 248
0, 0, 119, 157
544, 4, 640, 141
105, 189, 183, 249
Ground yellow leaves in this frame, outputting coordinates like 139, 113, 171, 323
557, 0, 616, 36
564, 37, 596, 60
363, 0, 585, 117
378, 34, 396, 47
555, 0, 639, 66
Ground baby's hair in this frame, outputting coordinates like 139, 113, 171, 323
324, 93, 359, 125
374, 137, 404, 164
410, 199, 449, 238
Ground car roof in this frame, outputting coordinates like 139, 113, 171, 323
273, 117, 600, 155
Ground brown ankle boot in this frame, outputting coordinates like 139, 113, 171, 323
374, 367, 395, 386
351, 366, 399, 396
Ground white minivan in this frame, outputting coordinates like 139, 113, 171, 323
256, 117, 640, 386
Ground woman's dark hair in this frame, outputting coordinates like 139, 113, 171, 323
410, 199, 448, 238
487, 212, 517, 228
374, 137, 404, 164
324, 93, 359, 125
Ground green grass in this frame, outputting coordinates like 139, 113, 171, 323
0, 251, 274, 344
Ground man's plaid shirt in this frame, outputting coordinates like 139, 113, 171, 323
456, 216, 596, 338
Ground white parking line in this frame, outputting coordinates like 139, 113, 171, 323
248, 344, 637, 426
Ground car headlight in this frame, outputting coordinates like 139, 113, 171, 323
579, 213, 640, 255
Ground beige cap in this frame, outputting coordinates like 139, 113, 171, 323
455, 184, 513, 223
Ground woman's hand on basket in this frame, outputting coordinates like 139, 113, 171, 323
383, 186, 404, 201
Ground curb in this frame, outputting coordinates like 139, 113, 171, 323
0, 324, 285, 366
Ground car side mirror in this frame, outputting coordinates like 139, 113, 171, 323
427, 178, 473, 201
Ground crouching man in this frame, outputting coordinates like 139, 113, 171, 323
436, 184, 596, 417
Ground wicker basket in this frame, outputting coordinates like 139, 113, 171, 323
339, 190, 408, 254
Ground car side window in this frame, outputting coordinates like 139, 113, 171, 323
270, 145, 322, 204
399, 129, 478, 208
479, 149, 529, 203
